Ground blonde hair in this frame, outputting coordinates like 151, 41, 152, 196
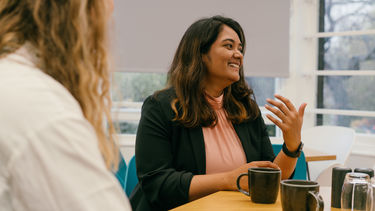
0, 0, 119, 170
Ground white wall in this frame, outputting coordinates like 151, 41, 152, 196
112, 0, 290, 77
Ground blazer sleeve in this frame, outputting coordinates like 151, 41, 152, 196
135, 95, 193, 210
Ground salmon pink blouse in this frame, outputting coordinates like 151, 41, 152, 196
203, 94, 247, 174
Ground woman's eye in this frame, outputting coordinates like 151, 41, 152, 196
224, 44, 233, 49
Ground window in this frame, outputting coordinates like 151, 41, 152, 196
246, 77, 277, 136
316, 0, 375, 134
111, 72, 277, 135
111, 72, 167, 134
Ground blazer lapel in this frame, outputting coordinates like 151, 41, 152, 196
188, 127, 206, 174
233, 123, 252, 162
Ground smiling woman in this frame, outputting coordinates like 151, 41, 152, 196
202, 25, 244, 92
131, 15, 306, 211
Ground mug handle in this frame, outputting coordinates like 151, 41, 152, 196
307, 191, 324, 211
236, 173, 249, 196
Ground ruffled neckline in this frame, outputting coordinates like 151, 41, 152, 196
205, 93, 223, 110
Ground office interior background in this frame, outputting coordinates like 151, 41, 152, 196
109, 0, 375, 169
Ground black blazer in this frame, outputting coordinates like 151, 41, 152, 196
130, 88, 275, 211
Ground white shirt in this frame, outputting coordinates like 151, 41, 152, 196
0, 45, 132, 211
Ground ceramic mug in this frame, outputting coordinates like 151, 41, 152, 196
236, 167, 281, 204
280, 180, 324, 211
331, 166, 352, 208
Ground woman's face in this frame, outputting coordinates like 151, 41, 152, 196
106, 0, 114, 15
202, 25, 243, 89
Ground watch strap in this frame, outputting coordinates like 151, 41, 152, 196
282, 142, 303, 158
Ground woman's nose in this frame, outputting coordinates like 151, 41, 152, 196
233, 50, 243, 59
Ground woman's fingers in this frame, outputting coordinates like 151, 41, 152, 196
266, 98, 290, 117
255, 161, 280, 169
264, 95, 307, 148
265, 104, 287, 123
248, 161, 280, 170
265, 95, 306, 126
298, 103, 307, 118
265, 113, 285, 131
274, 94, 297, 113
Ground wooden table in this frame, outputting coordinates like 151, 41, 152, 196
304, 148, 337, 162
171, 187, 339, 211
303, 147, 337, 180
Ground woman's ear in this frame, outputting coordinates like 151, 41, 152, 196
202, 54, 209, 64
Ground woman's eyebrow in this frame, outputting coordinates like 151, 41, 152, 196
222, 38, 234, 43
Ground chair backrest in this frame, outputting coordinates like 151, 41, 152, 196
114, 153, 127, 191
272, 144, 307, 180
301, 126, 355, 181
125, 155, 138, 196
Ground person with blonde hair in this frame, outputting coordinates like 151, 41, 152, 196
0, 0, 131, 210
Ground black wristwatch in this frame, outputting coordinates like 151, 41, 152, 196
282, 142, 303, 158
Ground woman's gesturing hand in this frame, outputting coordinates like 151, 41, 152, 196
265, 94, 307, 152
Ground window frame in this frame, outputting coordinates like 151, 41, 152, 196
289, 0, 375, 156
313, 1, 375, 128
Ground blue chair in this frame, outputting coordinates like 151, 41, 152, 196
272, 144, 307, 180
114, 153, 127, 191
125, 155, 138, 196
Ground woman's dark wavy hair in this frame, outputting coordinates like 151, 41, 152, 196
166, 15, 259, 128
